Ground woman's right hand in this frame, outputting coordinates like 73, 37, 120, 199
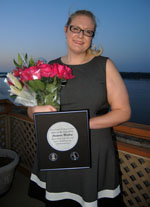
27, 105, 57, 120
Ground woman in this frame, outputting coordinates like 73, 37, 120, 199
28, 10, 131, 207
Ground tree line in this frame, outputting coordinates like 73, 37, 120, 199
120, 72, 150, 79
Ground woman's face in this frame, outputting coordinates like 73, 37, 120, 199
65, 15, 95, 54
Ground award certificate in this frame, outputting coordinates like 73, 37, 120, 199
34, 110, 91, 171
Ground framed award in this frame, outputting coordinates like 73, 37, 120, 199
34, 110, 91, 171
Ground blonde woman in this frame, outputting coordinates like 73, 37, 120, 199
28, 10, 131, 207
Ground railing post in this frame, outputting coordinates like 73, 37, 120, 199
4, 100, 12, 114
5, 114, 11, 149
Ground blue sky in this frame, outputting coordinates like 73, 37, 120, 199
0, 0, 149, 72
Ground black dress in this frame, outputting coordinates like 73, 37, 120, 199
28, 56, 124, 207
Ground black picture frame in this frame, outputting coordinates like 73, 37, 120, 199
33, 110, 91, 171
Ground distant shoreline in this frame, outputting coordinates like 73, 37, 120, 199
0, 72, 150, 79
0, 72, 7, 78
120, 72, 150, 79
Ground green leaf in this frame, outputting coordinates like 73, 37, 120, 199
29, 56, 35, 67
36, 91, 45, 105
28, 80, 45, 91
13, 59, 21, 68
46, 83, 57, 93
24, 53, 28, 63
18, 53, 23, 66
53, 76, 57, 85
41, 76, 54, 84
45, 94, 54, 105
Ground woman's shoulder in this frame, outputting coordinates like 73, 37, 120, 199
90, 55, 109, 69
48, 55, 109, 67
94, 55, 109, 62
48, 57, 61, 64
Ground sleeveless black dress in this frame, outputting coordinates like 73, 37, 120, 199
28, 56, 124, 207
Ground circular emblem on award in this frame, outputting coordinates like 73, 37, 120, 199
47, 122, 78, 151
70, 152, 79, 161
49, 153, 58, 162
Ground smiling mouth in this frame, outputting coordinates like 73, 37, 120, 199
73, 40, 84, 45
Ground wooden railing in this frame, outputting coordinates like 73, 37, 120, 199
0, 99, 150, 207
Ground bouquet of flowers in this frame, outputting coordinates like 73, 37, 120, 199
5, 53, 75, 110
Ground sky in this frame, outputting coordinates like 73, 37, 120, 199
0, 0, 149, 72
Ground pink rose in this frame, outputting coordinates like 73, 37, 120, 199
21, 69, 32, 82
49, 64, 59, 78
39, 64, 53, 77
36, 60, 45, 67
63, 65, 75, 79
51, 63, 75, 80
21, 66, 41, 82
52, 64, 64, 79
13, 67, 23, 77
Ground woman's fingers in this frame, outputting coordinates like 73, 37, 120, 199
27, 105, 57, 119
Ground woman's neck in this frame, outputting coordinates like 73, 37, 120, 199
62, 52, 94, 65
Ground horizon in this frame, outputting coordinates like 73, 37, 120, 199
0, 0, 149, 73
1, 71, 150, 75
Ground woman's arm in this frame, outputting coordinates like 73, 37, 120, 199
89, 59, 131, 129
27, 105, 57, 120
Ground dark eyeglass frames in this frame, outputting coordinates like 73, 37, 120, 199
69, 25, 95, 37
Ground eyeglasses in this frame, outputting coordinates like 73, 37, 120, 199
69, 25, 95, 37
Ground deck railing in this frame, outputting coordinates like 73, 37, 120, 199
0, 99, 150, 207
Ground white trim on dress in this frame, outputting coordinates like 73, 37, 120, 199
30, 173, 121, 207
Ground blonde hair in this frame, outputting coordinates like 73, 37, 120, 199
66, 10, 97, 31
87, 45, 103, 56
66, 10, 103, 56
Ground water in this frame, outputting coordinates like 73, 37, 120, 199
0, 77, 10, 99
0, 75, 150, 125
124, 79, 150, 125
